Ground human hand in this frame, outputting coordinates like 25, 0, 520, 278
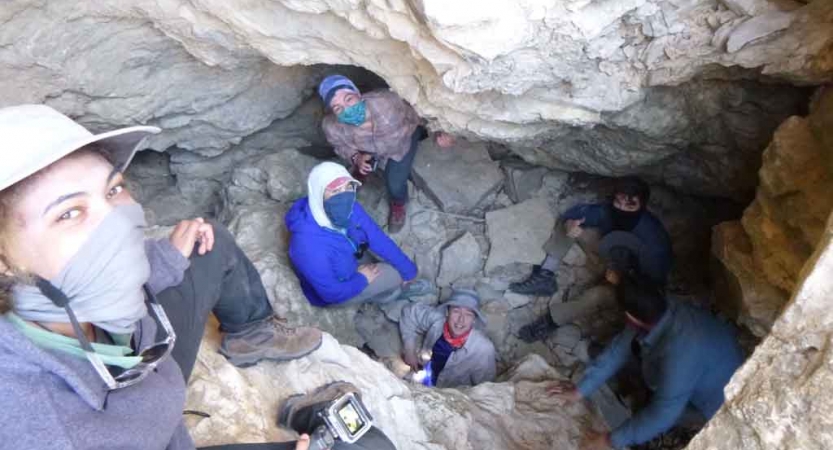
435, 132, 456, 148
403, 348, 420, 371
294, 434, 310, 450
604, 269, 621, 285
358, 263, 381, 283
169, 218, 215, 258
580, 431, 611, 450
354, 154, 374, 175
546, 380, 582, 402
565, 218, 586, 238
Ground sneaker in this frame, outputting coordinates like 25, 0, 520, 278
219, 316, 323, 368
398, 278, 435, 299
517, 314, 557, 343
388, 201, 407, 234
278, 381, 360, 432
509, 265, 558, 296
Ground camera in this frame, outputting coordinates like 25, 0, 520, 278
367, 155, 379, 172
308, 392, 374, 450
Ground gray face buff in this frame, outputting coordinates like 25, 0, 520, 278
13, 203, 151, 334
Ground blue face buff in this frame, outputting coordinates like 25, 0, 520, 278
337, 100, 367, 126
324, 191, 357, 229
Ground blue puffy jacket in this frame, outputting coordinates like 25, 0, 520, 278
561, 203, 673, 283
286, 198, 417, 306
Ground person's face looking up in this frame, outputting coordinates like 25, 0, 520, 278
613, 193, 641, 212
447, 306, 476, 338
0, 150, 135, 280
323, 181, 357, 201
329, 90, 362, 116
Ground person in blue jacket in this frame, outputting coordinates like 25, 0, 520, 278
547, 276, 745, 449
287, 161, 431, 307
514, 177, 673, 342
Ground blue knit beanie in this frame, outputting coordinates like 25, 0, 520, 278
318, 75, 360, 108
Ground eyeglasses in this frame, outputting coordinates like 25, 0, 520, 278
35, 279, 176, 391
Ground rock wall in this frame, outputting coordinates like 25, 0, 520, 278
185, 323, 606, 450
711, 87, 833, 336
686, 200, 833, 450
2, 0, 831, 199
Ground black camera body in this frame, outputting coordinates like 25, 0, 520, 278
308, 392, 374, 450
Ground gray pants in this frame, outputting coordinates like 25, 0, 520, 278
339, 255, 404, 307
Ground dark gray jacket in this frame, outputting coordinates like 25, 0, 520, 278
0, 239, 195, 450
399, 302, 496, 388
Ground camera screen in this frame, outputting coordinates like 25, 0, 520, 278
338, 402, 365, 436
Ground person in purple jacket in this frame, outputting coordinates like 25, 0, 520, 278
0, 105, 394, 450
286, 162, 432, 308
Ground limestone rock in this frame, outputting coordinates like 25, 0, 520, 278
2, 0, 830, 198
727, 12, 794, 53
503, 292, 533, 310
227, 150, 321, 205
712, 88, 833, 335
187, 327, 605, 450
686, 213, 833, 450
485, 199, 555, 273
436, 232, 483, 287
412, 139, 503, 214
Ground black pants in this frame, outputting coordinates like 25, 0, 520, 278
155, 222, 396, 450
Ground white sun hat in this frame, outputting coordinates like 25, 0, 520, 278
0, 104, 161, 192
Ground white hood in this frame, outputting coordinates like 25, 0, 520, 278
307, 161, 360, 229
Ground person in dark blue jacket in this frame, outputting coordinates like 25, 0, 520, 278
514, 177, 673, 341
546, 277, 745, 449
287, 162, 431, 307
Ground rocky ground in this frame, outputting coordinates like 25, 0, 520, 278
132, 132, 743, 449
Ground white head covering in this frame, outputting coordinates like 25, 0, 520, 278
306, 162, 361, 229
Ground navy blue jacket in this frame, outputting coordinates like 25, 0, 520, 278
286, 198, 417, 306
561, 203, 673, 283
578, 300, 745, 448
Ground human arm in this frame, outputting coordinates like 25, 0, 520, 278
322, 116, 361, 163
354, 204, 418, 281
608, 357, 697, 448
144, 239, 191, 295
560, 203, 608, 228
399, 302, 444, 366
576, 326, 638, 398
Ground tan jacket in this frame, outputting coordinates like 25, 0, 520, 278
399, 302, 497, 388
322, 90, 421, 163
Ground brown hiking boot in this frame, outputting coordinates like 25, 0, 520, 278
219, 316, 323, 368
388, 201, 406, 234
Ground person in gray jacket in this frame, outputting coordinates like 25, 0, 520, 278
399, 290, 497, 388
0, 105, 391, 450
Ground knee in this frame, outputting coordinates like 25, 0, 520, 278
207, 219, 238, 253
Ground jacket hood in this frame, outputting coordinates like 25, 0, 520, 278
306, 162, 360, 230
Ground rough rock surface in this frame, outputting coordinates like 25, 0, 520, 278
686, 212, 833, 450
412, 139, 504, 214
186, 327, 606, 450
485, 199, 555, 272
2, 0, 830, 199
436, 232, 483, 287
711, 87, 833, 336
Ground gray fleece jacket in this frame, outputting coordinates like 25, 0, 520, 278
399, 302, 497, 388
0, 239, 195, 450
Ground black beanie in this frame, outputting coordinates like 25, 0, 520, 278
616, 275, 667, 325
613, 176, 651, 208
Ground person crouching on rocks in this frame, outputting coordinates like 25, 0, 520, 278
318, 74, 455, 233
287, 162, 433, 308
0, 105, 323, 450
399, 290, 496, 388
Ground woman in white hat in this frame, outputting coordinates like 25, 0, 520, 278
0, 105, 393, 449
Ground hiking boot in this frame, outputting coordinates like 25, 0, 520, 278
219, 316, 323, 368
388, 201, 407, 234
398, 278, 435, 299
517, 314, 557, 343
278, 381, 360, 433
509, 265, 558, 296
